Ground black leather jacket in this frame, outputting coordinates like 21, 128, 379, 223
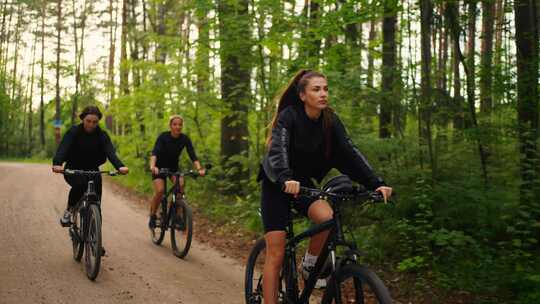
262, 105, 385, 190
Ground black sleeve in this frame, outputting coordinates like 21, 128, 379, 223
184, 135, 198, 162
102, 131, 125, 169
333, 116, 385, 190
264, 108, 295, 186
52, 127, 76, 166
151, 133, 164, 157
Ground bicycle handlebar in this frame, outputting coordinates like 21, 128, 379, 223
297, 186, 386, 204
158, 164, 212, 178
63, 169, 119, 176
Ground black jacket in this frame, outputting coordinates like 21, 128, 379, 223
151, 132, 198, 172
53, 124, 124, 170
262, 105, 385, 190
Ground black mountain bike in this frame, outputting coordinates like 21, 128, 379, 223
245, 175, 393, 304
64, 169, 119, 281
150, 167, 209, 258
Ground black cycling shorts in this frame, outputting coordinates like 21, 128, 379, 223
260, 172, 316, 233
151, 172, 169, 181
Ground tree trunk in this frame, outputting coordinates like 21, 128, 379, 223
380, 0, 398, 139
107, 0, 118, 104
420, 0, 436, 177
218, 0, 251, 194
452, 3, 464, 130
467, 0, 477, 127
119, 0, 129, 96
446, 1, 490, 186
366, 18, 377, 88
493, 0, 505, 105
39, 1, 46, 147
26, 30, 38, 156
480, 0, 495, 114
55, 0, 63, 145
514, 0, 539, 206
10, 5, 22, 102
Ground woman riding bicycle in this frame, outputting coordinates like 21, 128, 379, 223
52, 105, 129, 226
259, 69, 393, 303
148, 115, 205, 229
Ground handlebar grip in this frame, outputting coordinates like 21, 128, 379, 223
370, 192, 385, 202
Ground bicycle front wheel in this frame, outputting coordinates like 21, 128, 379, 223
150, 199, 167, 245
170, 199, 193, 258
84, 204, 102, 281
70, 208, 84, 262
323, 264, 392, 304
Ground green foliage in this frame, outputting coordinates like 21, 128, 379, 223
3, 0, 540, 302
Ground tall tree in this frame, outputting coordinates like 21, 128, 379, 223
380, 0, 398, 139
366, 18, 377, 88
480, 0, 495, 114
420, 0, 435, 176
514, 0, 539, 205
107, 0, 119, 104
218, 0, 252, 193
446, 0, 490, 185
39, 0, 46, 147
119, 0, 129, 96
54, 0, 63, 145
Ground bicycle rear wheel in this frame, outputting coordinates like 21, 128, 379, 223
322, 264, 392, 304
84, 204, 102, 281
150, 198, 167, 245
170, 199, 193, 258
70, 208, 84, 262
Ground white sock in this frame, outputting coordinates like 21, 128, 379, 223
303, 252, 318, 268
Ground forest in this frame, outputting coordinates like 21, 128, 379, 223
0, 0, 538, 302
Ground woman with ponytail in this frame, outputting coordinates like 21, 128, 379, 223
259, 69, 393, 303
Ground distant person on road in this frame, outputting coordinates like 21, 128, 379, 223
52, 105, 129, 226
148, 115, 205, 229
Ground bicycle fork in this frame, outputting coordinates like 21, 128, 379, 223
284, 246, 299, 303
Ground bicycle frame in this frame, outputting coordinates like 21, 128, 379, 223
283, 198, 363, 304
71, 179, 101, 244
159, 176, 183, 229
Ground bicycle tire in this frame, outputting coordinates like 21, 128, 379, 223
84, 204, 102, 281
71, 208, 84, 262
322, 264, 392, 304
170, 199, 193, 258
150, 198, 167, 245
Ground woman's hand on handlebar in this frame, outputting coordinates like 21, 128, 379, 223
283, 180, 300, 196
375, 186, 393, 203
197, 168, 206, 177
118, 167, 129, 175
52, 165, 64, 173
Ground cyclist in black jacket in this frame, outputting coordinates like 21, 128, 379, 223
148, 115, 205, 228
259, 70, 393, 303
52, 106, 129, 226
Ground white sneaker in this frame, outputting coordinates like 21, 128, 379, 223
301, 265, 328, 289
60, 209, 72, 227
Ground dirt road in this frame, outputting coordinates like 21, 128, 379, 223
0, 162, 245, 304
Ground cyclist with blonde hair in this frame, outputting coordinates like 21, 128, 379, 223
148, 115, 205, 229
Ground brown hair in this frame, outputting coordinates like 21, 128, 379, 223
266, 69, 334, 157
79, 105, 103, 120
